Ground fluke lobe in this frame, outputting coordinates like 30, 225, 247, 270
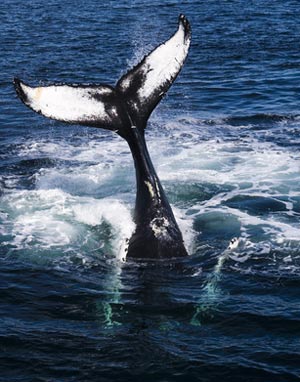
14, 15, 191, 260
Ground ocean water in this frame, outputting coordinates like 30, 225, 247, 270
1, 0, 300, 381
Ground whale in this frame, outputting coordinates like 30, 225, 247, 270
14, 14, 191, 260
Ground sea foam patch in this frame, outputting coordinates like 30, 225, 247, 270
145, 116, 300, 262
1, 113, 299, 267
72, 198, 135, 260
0, 188, 135, 261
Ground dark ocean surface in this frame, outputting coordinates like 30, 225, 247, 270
1, 1, 300, 381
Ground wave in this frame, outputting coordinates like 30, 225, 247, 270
175, 113, 300, 128
223, 113, 300, 126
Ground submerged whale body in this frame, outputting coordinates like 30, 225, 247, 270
14, 15, 191, 260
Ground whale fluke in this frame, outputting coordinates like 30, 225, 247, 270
117, 14, 191, 130
13, 79, 126, 133
14, 15, 191, 260
14, 15, 191, 138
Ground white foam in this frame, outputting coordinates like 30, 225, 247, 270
1, 188, 135, 261
18, 136, 129, 164
36, 165, 114, 195
1, 189, 74, 251
2, 113, 299, 266
173, 206, 196, 255
152, 138, 300, 186
144, 120, 300, 247
13, 212, 75, 249
72, 198, 135, 259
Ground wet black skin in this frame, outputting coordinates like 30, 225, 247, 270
105, 97, 187, 260
124, 124, 188, 260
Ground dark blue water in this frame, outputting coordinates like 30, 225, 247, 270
1, 1, 300, 381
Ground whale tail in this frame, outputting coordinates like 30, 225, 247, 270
14, 15, 191, 137
14, 15, 191, 260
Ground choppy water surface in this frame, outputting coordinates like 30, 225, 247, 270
1, 1, 300, 381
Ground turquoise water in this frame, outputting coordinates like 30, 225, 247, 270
1, 1, 300, 381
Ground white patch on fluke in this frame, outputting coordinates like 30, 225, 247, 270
117, 17, 191, 113
19, 82, 113, 123
138, 21, 190, 100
